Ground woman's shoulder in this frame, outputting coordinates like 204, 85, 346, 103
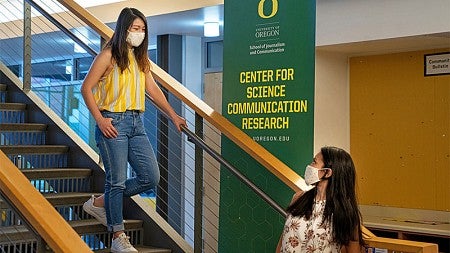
98, 47, 112, 58
290, 190, 305, 204
94, 48, 114, 66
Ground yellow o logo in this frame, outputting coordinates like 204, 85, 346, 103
258, 0, 279, 19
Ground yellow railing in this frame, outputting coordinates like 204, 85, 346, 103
0, 151, 92, 253
365, 237, 438, 253
54, 1, 439, 252
359, 227, 437, 252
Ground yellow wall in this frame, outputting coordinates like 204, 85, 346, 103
350, 49, 450, 211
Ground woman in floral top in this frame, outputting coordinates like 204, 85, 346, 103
276, 146, 365, 253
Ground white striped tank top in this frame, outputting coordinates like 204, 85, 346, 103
93, 49, 146, 112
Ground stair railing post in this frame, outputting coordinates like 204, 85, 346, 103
194, 112, 204, 253
23, 1, 32, 92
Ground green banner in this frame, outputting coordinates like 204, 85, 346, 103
220, 0, 316, 252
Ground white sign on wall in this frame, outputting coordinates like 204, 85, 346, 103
424, 52, 450, 76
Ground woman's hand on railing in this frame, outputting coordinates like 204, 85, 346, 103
171, 114, 187, 133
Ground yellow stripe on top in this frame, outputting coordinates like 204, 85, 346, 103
93, 49, 146, 112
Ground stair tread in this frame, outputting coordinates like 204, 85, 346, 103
43, 192, 99, 198
0, 192, 100, 209
0, 225, 170, 253
0, 145, 69, 154
0, 225, 35, 242
70, 219, 144, 235
71, 218, 143, 226
21, 167, 92, 178
44, 192, 99, 207
0, 219, 143, 243
0, 102, 26, 110
135, 247, 171, 253
0, 219, 143, 233
0, 123, 47, 131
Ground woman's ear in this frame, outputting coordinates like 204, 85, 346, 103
324, 168, 333, 178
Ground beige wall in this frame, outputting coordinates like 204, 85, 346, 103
314, 51, 350, 153
202, 72, 223, 253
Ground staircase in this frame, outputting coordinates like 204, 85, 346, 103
0, 82, 171, 252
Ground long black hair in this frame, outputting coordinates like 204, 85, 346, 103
287, 146, 364, 247
105, 7, 150, 73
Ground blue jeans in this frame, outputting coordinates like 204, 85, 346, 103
95, 110, 160, 232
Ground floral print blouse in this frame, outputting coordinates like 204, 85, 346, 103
280, 200, 341, 253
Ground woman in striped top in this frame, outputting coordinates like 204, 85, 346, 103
81, 7, 186, 253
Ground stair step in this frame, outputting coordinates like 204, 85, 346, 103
0, 84, 6, 91
71, 219, 143, 235
0, 123, 48, 145
22, 168, 92, 179
135, 247, 172, 253
0, 102, 26, 111
0, 192, 97, 209
0, 145, 69, 154
0, 123, 47, 131
0, 225, 35, 243
0, 221, 171, 252
1, 145, 69, 169
43, 192, 97, 206
22, 168, 93, 193
0, 219, 143, 243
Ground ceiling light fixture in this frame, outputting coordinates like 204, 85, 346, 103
204, 22, 220, 37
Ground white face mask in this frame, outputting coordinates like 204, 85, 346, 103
126, 31, 145, 47
304, 165, 328, 185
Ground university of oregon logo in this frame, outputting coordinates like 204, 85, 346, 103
258, 0, 278, 19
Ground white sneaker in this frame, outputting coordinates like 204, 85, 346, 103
82, 195, 107, 226
111, 233, 138, 253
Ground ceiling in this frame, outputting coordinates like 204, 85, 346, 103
0, 1, 448, 63
140, 4, 449, 56
317, 32, 450, 56
0, 1, 448, 85
145, 5, 224, 47
83, 0, 224, 47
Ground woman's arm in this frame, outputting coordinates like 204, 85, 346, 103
275, 191, 304, 253
144, 70, 186, 132
81, 49, 118, 138
343, 240, 363, 253
275, 236, 282, 253
343, 221, 364, 253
